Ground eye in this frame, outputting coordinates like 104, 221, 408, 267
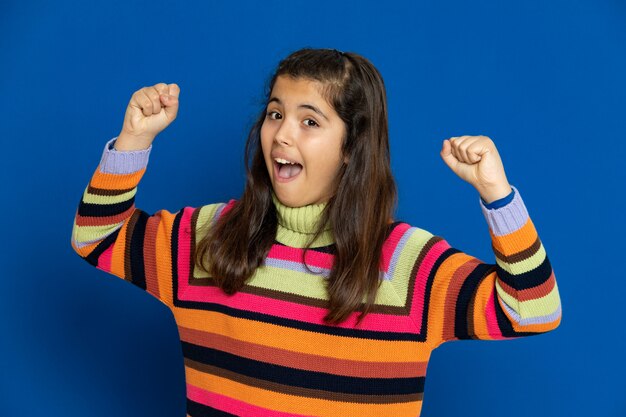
266, 111, 318, 128
304, 118, 319, 128
266, 110, 281, 120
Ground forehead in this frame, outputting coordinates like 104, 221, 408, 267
270, 76, 329, 106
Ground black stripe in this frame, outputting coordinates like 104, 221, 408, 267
274, 240, 336, 254
175, 215, 419, 340
187, 398, 237, 417
495, 253, 553, 291
493, 288, 541, 338
84, 228, 120, 267
182, 341, 424, 396
78, 198, 135, 217
171, 208, 184, 302
176, 297, 421, 341
455, 262, 495, 340
128, 210, 148, 290
419, 246, 458, 340
308, 243, 335, 254
387, 220, 405, 235
272, 221, 405, 254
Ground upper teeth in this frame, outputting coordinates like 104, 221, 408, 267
275, 158, 298, 165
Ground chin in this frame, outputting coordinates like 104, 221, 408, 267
275, 193, 300, 208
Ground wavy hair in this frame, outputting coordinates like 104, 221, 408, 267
194, 47, 398, 326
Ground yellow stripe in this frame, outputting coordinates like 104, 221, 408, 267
194, 203, 225, 240
72, 219, 125, 243
389, 227, 433, 304
495, 242, 546, 275
496, 279, 561, 319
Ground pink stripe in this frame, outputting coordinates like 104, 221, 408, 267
176, 212, 417, 333
380, 223, 411, 271
181, 284, 419, 333
187, 383, 315, 417
485, 290, 506, 339
268, 244, 334, 269
177, 207, 195, 300
409, 239, 449, 328
97, 243, 113, 272
259, 228, 406, 273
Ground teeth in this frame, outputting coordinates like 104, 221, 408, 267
274, 157, 298, 165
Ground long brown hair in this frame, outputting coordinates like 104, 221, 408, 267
194, 47, 398, 326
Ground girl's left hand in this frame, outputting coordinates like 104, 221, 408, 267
440, 135, 512, 203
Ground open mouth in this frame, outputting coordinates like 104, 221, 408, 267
273, 160, 303, 182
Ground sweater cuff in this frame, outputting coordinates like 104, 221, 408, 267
480, 188, 515, 209
479, 185, 529, 236
98, 136, 152, 174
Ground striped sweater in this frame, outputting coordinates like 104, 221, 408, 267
71, 136, 562, 417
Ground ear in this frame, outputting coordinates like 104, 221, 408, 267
343, 155, 349, 164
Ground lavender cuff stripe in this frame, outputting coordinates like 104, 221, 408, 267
479, 185, 529, 236
98, 137, 152, 174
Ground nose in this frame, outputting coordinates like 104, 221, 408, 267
274, 119, 294, 146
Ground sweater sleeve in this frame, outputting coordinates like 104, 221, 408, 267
70, 137, 232, 308
420, 185, 562, 347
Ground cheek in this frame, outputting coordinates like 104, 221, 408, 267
310, 154, 341, 184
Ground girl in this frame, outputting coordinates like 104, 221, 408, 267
71, 48, 562, 417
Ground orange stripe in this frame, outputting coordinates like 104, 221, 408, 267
155, 210, 176, 306
71, 238, 100, 258
185, 367, 423, 417
74, 207, 134, 227
144, 214, 161, 300
426, 251, 472, 345
490, 217, 537, 255
172, 308, 431, 362
179, 326, 428, 378
471, 269, 497, 340
91, 167, 146, 189
442, 257, 481, 341
109, 214, 129, 280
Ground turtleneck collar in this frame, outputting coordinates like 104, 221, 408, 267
271, 190, 334, 248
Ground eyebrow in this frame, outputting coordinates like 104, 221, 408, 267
267, 97, 329, 121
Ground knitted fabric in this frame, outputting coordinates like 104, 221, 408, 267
71, 136, 562, 417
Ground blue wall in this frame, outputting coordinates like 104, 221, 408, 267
1, 1, 624, 416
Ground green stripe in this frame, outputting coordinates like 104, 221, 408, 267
496, 279, 561, 319
495, 243, 546, 274
82, 187, 136, 205
389, 227, 434, 305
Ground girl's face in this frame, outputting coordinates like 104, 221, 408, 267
261, 75, 348, 208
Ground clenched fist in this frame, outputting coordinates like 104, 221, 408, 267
114, 83, 180, 151
440, 135, 512, 204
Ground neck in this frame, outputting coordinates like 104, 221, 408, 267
271, 191, 334, 248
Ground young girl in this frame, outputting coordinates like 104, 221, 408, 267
71, 48, 562, 417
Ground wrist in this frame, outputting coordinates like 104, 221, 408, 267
477, 183, 513, 204
114, 132, 155, 151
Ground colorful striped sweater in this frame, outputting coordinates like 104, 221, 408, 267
71, 136, 562, 417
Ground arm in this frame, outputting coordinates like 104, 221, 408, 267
423, 185, 562, 346
70, 137, 232, 308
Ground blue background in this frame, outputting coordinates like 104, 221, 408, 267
1, 1, 624, 416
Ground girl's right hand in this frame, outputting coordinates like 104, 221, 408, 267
115, 83, 180, 150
